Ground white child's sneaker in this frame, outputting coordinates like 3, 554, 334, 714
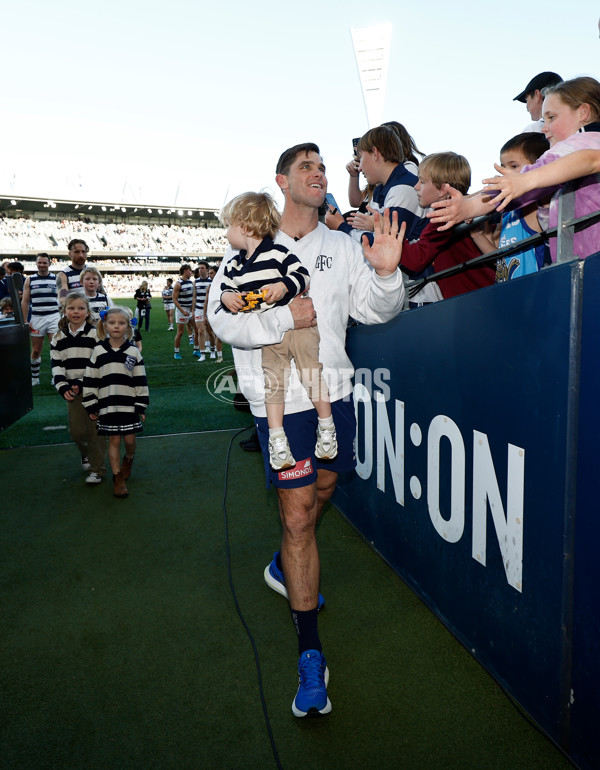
269, 434, 296, 471
315, 426, 338, 460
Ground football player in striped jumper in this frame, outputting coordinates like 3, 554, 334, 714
172, 264, 195, 360
50, 292, 107, 485
83, 306, 149, 498
219, 191, 338, 472
162, 278, 175, 330
56, 239, 89, 306
204, 266, 223, 363
193, 262, 215, 361
81, 266, 113, 319
21, 253, 60, 385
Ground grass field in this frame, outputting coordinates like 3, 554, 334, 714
0, 298, 254, 449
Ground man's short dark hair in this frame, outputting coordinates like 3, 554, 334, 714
197, 260, 209, 269
276, 143, 320, 176
8, 261, 24, 273
37, 252, 50, 259
179, 264, 191, 275
67, 238, 89, 252
500, 133, 550, 164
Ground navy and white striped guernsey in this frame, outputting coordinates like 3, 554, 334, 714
29, 272, 59, 316
195, 277, 211, 310
50, 322, 99, 397
162, 287, 173, 306
82, 340, 149, 419
175, 279, 194, 309
62, 266, 84, 291
220, 236, 309, 313
88, 292, 110, 318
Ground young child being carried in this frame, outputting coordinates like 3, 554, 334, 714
219, 191, 337, 471
82, 306, 149, 498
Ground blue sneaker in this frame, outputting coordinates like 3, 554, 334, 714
173, 352, 182, 360
192, 350, 201, 358
264, 552, 325, 610
292, 650, 331, 717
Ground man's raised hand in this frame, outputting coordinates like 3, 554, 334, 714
362, 208, 406, 277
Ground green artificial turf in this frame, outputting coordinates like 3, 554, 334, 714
1, 434, 572, 770
1, 304, 574, 769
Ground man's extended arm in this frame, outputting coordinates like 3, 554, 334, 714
427, 187, 490, 231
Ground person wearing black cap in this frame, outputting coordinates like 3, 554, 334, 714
514, 72, 563, 132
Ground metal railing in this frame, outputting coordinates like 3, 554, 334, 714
406, 184, 600, 299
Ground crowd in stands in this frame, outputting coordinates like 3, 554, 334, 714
0, 216, 228, 255
101, 271, 220, 297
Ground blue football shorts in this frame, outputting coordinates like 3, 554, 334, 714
254, 396, 357, 489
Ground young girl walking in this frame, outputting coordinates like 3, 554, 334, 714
82, 306, 149, 498
50, 292, 107, 485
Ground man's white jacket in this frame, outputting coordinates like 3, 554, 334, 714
207, 223, 405, 417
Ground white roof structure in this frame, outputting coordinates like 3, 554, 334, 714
350, 23, 393, 129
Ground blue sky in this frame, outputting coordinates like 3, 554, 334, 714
1, 0, 598, 213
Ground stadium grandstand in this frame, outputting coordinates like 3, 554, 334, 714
0, 194, 228, 296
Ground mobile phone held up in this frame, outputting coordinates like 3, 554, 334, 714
352, 137, 360, 157
325, 193, 340, 213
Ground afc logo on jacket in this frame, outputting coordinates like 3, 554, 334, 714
314, 254, 332, 271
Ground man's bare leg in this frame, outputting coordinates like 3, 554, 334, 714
277, 469, 337, 717
278, 469, 337, 610
278, 484, 319, 611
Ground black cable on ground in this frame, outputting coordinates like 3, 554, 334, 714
222, 426, 284, 770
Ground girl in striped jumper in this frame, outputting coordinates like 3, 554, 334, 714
50, 292, 107, 485
83, 307, 149, 498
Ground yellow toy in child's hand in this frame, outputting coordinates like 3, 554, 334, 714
240, 290, 267, 311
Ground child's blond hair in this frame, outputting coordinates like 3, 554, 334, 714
57, 292, 93, 333
418, 152, 472, 196
80, 265, 106, 293
97, 305, 134, 341
220, 192, 281, 240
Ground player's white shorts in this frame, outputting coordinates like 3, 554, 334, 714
175, 308, 193, 325
194, 309, 205, 323
163, 302, 175, 311
29, 313, 60, 337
